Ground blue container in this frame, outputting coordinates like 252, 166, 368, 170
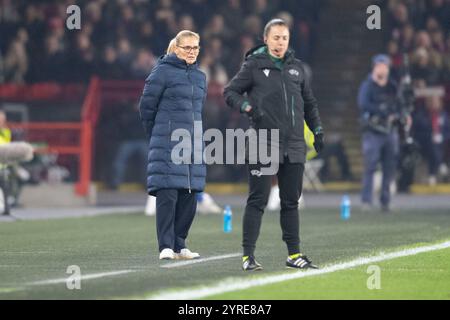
340, 195, 351, 221
223, 205, 232, 233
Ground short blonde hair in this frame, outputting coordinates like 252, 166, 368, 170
166, 30, 200, 54
167, 39, 177, 54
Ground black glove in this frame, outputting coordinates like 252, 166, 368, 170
246, 105, 264, 123
313, 132, 324, 154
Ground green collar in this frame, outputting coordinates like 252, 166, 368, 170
269, 53, 284, 70
268, 51, 284, 63
254, 46, 284, 69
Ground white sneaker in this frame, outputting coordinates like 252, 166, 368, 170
145, 195, 156, 216
267, 185, 280, 211
159, 248, 175, 260
197, 193, 222, 215
176, 248, 200, 260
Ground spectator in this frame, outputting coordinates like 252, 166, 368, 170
109, 103, 148, 190
203, 14, 233, 44
199, 51, 228, 86
219, 0, 245, 34
154, 0, 179, 41
411, 47, 442, 86
3, 28, 28, 83
23, 4, 46, 54
138, 21, 164, 54
188, 0, 214, 30
412, 96, 450, 185
226, 34, 255, 76
70, 33, 96, 82
130, 48, 157, 79
253, 0, 276, 24
398, 24, 415, 53
116, 38, 134, 78
425, 0, 450, 31
389, 2, 410, 32
243, 15, 263, 43
116, 4, 141, 43
37, 34, 67, 82
414, 31, 443, 67
1, 0, 324, 84
97, 45, 124, 80
430, 29, 446, 53
443, 34, 450, 82
178, 14, 196, 32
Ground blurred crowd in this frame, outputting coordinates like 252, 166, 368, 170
0, 0, 323, 85
385, 0, 450, 184
0, 0, 325, 186
386, 0, 450, 85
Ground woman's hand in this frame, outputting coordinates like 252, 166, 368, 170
244, 105, 253, 113
245, 105, 264, 123
313, 132, 324, 154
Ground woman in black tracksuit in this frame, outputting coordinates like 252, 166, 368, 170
224, 19, 324, 271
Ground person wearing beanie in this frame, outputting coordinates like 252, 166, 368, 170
358, 54, 400, 212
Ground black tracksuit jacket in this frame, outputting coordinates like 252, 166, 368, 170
224, 45, 322, 164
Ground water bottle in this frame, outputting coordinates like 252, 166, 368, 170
223, 205, 232, 233
340, 195, 351, 221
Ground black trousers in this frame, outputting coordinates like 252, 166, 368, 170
243, 157, 305, 257
156, 189, 197, 253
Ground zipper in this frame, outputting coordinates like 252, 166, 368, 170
188, 102, 193, 194
281, 76, 290, 157
168, 120, 171, 146
291, 96, 295, 127
187, 72, 194, 194
281, 80, 289, 116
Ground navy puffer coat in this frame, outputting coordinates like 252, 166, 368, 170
139, 53, 207, 196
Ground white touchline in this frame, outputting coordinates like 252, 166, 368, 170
148, 240, 450, 300
0, 287, 24, 293
29, 270, 136, 286
24, 253, 242, 287
161, 253, 241, 269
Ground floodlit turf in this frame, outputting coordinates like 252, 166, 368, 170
207, 247, 450, 300
0, 207, 449, 299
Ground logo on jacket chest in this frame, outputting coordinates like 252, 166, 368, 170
263, 69, 270, 77
289, 69, 300, 77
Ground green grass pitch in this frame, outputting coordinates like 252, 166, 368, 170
0, 206, 449, 299
207, 247, 450, 300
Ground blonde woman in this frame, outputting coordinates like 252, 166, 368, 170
139, 31, 206, 260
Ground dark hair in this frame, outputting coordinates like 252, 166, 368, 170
263, 19, 289, 38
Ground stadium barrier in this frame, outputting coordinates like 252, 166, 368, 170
1, 79, 98, 197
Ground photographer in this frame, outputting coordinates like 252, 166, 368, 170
358, 54, 403, 212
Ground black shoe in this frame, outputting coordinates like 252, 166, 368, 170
286, 254, 318, 269
242, 256, 263, 271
